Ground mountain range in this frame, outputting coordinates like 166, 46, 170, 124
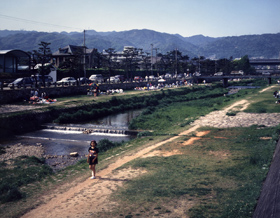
0, 29, 279, 59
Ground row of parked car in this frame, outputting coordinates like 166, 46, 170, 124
8, 75, 54, 89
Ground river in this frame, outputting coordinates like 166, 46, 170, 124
0, 109, 142, 156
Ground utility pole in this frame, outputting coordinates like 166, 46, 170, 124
151, 44, 153, 73
199, 55, 201, 73
175, 48, 178, 76
154, 47, 159, 77
83, 30, 86, 78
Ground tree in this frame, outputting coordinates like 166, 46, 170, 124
91, 49, 103, 69
33, 41, 52, 87
234, 55, 254, 74
141, 52, 150, 80
61, 48, 84, 82
122, 47, 139, 81
216, 58, 233, 75
102, 48, 116, 83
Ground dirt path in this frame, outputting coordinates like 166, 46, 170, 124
21, 128, 198, 218
21, 85, 280, 218
19, 103, 250, 218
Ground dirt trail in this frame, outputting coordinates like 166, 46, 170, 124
21, 86, 278, 218
22, 127, 201, 218
20, 107, 240, 218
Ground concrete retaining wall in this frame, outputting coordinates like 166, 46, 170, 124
253, 138, 280, 218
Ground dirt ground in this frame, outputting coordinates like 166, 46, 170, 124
2, 85, 278, 218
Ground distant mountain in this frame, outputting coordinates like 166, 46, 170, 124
197, 33, 280, 59
0, 29, 279, 59
184, 34, 221, 46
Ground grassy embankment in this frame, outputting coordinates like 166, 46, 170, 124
1, 80, 280, 217
107, 84, 280, 218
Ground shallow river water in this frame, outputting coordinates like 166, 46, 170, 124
1, 109, 142, 156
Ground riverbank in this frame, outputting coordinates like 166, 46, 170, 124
19, 85, 280, 218
0, 142, 86, 171
1, 85, 279, 171
1, 83, 280, 218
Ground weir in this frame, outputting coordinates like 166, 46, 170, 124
42, 124, 139, 136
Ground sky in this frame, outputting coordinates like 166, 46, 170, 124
0, 0, 279, 37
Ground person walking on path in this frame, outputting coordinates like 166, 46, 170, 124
88, 140, 99, 179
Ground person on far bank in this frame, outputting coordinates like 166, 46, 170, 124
88, 140, 99, 179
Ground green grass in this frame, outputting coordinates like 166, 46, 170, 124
130, 88, 255, 134
108, 125, 279, 218
0, 156, 53, 203
245, 88, 280, 113
0, 83, 279, 217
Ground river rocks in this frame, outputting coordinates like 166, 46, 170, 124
83, 129, 93, 134
70, 152, 78, 157
0, 143, 44, 161
44, 154, 85, 171
0, 143, 86, 172
192, 111, 280, 128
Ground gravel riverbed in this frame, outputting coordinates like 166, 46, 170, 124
0, 143, 86, 171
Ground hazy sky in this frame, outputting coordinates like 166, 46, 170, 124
0, 0, 279, 37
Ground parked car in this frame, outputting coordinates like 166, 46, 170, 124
89, 74, 104, 83
78, 77, 90, 84
8, 77, 33, 89
115, 75, 125, 82
176, 74, 184, 79
165, 73, 172, 79
107, 76, 120, 83
31, 75, 53, 86
56, 77, 76, 86
214, 72, 223, 76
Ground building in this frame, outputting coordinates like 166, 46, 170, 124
0, 49, 31, 73
52, 45, 97, 68
102, 46, 161, 70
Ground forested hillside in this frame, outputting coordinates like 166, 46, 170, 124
0, 29, 279, 58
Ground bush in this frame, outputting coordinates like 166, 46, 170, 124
0, 186, 23, 203
97, 139, 123, 152
226, 112, 237, 116
0, 156, 53, 203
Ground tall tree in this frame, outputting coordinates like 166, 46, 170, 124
235, 55, 254, 74
102, 48, 116, 83
122, 47, 139, 81
33, 41, 52, 87
166, 49, 189, 75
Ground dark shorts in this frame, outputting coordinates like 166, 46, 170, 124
89, 156, 98, 165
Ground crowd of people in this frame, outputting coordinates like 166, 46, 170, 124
28, 89, 57, 104
134, 81, 192, 91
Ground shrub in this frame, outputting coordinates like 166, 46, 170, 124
226, 112, 237, 116
0, 156, 53, 203
97, 139, 123, 152
0, 186, 23, 203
